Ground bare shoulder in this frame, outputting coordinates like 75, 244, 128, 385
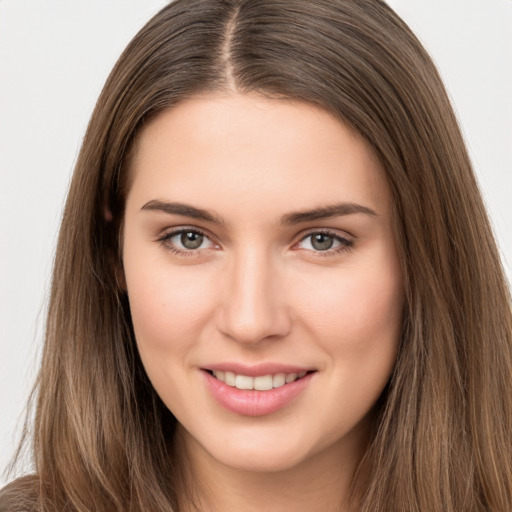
0, 475, 40, 512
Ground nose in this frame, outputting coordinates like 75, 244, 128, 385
216, 249, 292, 345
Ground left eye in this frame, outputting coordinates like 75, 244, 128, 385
163, 229, 215, 251
297, 232, 351, 252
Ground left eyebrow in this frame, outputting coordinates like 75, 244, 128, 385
280, 203, 377, 226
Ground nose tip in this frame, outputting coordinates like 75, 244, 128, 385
216, 256, 291, 345
218, 300, 291, 345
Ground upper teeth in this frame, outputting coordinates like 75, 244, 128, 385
213, 371, 307, 390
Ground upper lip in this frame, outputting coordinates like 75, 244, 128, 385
202, 362, 315, 377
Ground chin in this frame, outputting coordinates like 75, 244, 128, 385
212, 442, 311, 474
191, 420, 341, 475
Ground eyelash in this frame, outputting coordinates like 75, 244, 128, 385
157, 228, 353, 257
157, 227, 214, 257
295, 229, 353, 257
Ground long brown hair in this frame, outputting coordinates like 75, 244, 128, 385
2, 1, 511, 510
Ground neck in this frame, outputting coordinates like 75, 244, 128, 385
174, 425, 367, 512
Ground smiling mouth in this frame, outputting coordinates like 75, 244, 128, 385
205, 370, 315, 391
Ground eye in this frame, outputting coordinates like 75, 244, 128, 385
158, 228, 216, 254
177, 231, 207, 250
296, 231, 352, 253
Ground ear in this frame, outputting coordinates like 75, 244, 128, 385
116, 263, 128, 292
104, 206, 128, 292
104, 206, 114, 222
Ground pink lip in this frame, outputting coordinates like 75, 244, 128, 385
202, 369, 315, 417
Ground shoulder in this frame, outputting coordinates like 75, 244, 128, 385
0, 475, 40, 512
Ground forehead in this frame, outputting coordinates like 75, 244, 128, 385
127, 94, 390, 218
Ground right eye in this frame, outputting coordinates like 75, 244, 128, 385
158, 228, 216, 255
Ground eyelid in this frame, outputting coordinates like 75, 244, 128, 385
293, 228, 354, 254
157, 226, 219, 254
155, 225, 353, 257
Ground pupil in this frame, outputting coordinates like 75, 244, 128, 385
311, 234, 334, 251
181, 232, 203, 249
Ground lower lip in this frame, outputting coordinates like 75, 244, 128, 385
202, 371, 315, 417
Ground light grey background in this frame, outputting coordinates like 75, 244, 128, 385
1, 0, 511, 485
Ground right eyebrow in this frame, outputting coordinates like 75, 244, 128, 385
280, 202, 377, 226
141, 200, 225, 225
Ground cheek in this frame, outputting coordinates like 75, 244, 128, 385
294, 264, 403, 433
295, 261, 403, 359
124, 260, 221, 413
124, 256, 217, 354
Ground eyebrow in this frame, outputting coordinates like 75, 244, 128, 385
280, 203, 377, 225
141, 200, 225, 224
141, 200, 377, 226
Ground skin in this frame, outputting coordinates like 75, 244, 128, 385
122, 94, 404, 511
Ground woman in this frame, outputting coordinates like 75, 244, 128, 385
2, 0, 511, 510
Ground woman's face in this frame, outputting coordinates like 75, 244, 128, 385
122, 94, 404, 474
